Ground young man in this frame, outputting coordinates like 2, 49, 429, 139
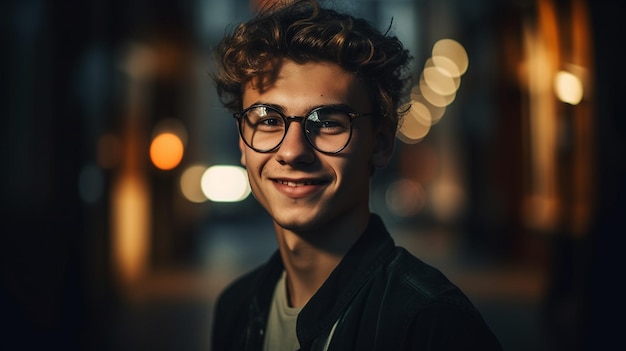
211, 1, 502, 350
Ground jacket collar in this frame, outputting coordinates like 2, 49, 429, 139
296, 214, 396, 345
248, 214, 396, 348
245, 250, 284, 350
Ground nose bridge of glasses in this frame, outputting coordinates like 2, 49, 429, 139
277, 115, 316, 154
284, 115, 307, 129
282, 116, 309, 143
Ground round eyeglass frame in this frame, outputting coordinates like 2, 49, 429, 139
232, 104, 373, 154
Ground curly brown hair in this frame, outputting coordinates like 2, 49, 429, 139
212, 0, 412, 133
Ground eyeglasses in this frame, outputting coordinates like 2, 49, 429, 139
233, 104, 372, 154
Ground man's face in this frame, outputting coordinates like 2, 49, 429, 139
239, 59, 393, 233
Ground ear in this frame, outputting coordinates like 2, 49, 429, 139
239, 137, 247, 167
371, 125, 395, 168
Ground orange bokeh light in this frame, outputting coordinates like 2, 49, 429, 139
150, 132, 184, 170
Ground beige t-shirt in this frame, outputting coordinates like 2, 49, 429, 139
263, 271, 302, 351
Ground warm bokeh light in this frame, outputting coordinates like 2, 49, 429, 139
409, 99, 433, 127
397, 38, 468, 145
180, 164, 209, 203
386, 179, 426, 217
201, 165, 251, 202
423, 58, 461, 96
419, 74, 457, 108
522, 18, 560, 231
430, 178, 465, 222
150, 132, 184, 170
432, 38, 469, 76
411, 91, 446, 125
432, 55, 463, 78
397, 104, 431, 143
112, 174, 150, 285
153, 118, 188, 146
554, 70, 584, 105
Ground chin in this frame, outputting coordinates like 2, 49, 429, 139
273, 211, 326, 232
276, 218, 316, 232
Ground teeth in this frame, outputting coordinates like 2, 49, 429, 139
278, 180, 320, 187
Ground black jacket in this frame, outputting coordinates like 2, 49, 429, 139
211, 214, 502, 350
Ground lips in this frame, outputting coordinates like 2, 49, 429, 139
276, 179, 325, 187
272, 177, 329, 197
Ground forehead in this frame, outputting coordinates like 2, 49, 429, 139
243, 59, 371, 113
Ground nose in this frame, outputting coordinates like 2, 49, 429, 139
275, 119, 315, 165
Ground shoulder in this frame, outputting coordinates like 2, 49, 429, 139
215, 250, 283, 313
387, 248, 476, 309
211, 249, 284, 350
214, 265, 263, 318
383, 248, 502, 349
211, 266, 264, 349
405, 301, 503, 350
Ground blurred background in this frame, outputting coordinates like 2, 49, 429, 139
1, 0, 624, 350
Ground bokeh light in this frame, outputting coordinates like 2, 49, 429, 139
153, 118, 188, 146
408, 99, 433, 127
411, 91, 446, 125
430, 178, 465, 222
398, 38, 468, 144
200, 165, 251, 202
180, 164, 209, 203
111, 174, 150, 285
432, 55, 463, 78
386, 179, 426, 217
432, 38, 469, 76
554, 70, 584, 105
423, 58, 461, 96
397, 106, 431, 144
150, 132, 184, 170
419, 74, 457, 108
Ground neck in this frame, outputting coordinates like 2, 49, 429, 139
274, 212, 370, 308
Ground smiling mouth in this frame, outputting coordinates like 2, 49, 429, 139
276, 179, 325, 187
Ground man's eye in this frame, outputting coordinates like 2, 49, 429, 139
258, 117, 283, 127
308, 110, 350, 130
319, 121, 342, 128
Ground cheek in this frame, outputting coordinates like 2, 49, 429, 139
345, 134, 375, 165
242, 155, 269, 190
334, 149, 371, 182
336, 140, 376, 181
239, 139, 247, 167
245, 165, 264, 201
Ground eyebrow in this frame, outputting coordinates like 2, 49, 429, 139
248, 101, 358, 115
